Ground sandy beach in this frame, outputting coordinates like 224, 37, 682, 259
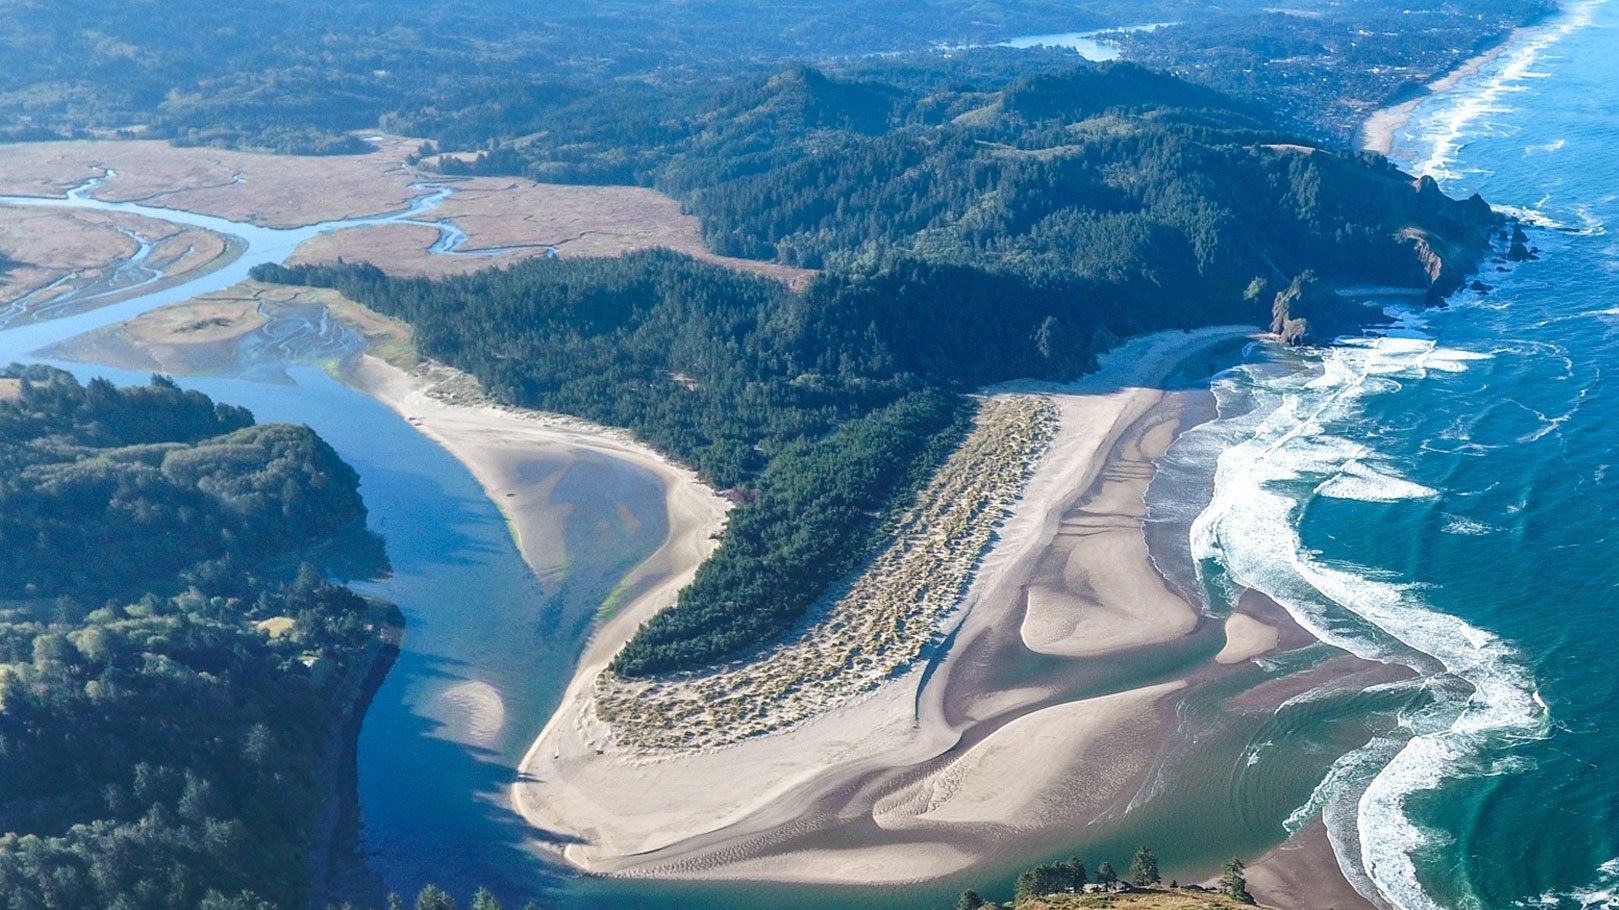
335, 321, 1379, 901
502, 325, 1283, 883
344, 354, 732, 655
1359, 34, 1522, 155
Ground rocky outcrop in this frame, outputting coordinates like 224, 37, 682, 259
1507, 221, 1538, 262
1263, 155, 1502, 344
1271, 270, 1371, 345
1403, 174, 1499, 299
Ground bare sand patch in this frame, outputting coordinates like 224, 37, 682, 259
1214, 613, 1280, 665
430, 680, 509, 751
1018, 402, 1199, 658
873, 681, 1186, 832
0, 379, 19, 402
1247, 817, 1380, 910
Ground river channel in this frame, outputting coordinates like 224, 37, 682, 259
0, 179, 677, 905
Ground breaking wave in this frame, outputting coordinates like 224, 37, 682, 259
1186, 331, 1549, 910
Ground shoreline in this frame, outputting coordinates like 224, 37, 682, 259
504, 325, 1271, 884
342, 356, 732, 655
1358, 30, 1524, 155
337, 324, 1383, 904
310, 600, 405, 910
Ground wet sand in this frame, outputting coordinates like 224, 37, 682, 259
1248, 819, 1380, 910
509, 326, 1271, 883
1359, 34, 1522, 155
345, 355, 731, 618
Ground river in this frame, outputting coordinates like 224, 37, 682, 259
0, 179, 669, 904
4, 13, 1614, 900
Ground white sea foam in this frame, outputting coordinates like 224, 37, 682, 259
1316, 460, 1441, 502
1186, 331, 1549, 910
1405, 0, 1608, 183
1441, 515, 1496, 536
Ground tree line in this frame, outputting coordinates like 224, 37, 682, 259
948, 846, 1254, 908
0, 367, 391, 910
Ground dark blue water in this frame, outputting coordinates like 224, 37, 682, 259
1179, 2, 1619, 906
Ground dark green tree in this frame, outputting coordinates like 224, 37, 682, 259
1064, 856, 1087, 890
1015, 861, 1071, 901
1096, 861, 1119, 888
1220, 858, 1255, 904
414, 885, 457, 910
956, 889, 985, 910
470, 888, 503, 910
1130, 845, 1161, 887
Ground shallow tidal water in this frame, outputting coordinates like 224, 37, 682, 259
4, 10, 1617, 901
1169, 2, 1619, 906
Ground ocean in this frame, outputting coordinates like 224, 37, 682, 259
2, 7, 1614, 905
1173, 1, 1619, 906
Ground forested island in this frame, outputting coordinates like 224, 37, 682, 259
0, 366, 396, 910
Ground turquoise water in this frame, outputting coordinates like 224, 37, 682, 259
1180, 2, 1619, 906
6, 13, 1619, 901
0, 183, 666, 904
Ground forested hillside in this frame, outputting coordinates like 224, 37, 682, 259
412, 62, 1497, 297
256, 69, 1495, 672
0, 0, 1550, 148
0, 366, 393, 910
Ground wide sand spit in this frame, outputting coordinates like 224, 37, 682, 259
404, 325, 1270, 884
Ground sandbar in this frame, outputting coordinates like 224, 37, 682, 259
508, 325, 1262, 883
1215, 613, 1280, 665
344, 355, 731, 650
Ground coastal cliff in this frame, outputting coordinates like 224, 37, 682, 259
1267, 161, 1500, 344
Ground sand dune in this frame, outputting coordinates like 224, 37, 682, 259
506, 326, 1262, 883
